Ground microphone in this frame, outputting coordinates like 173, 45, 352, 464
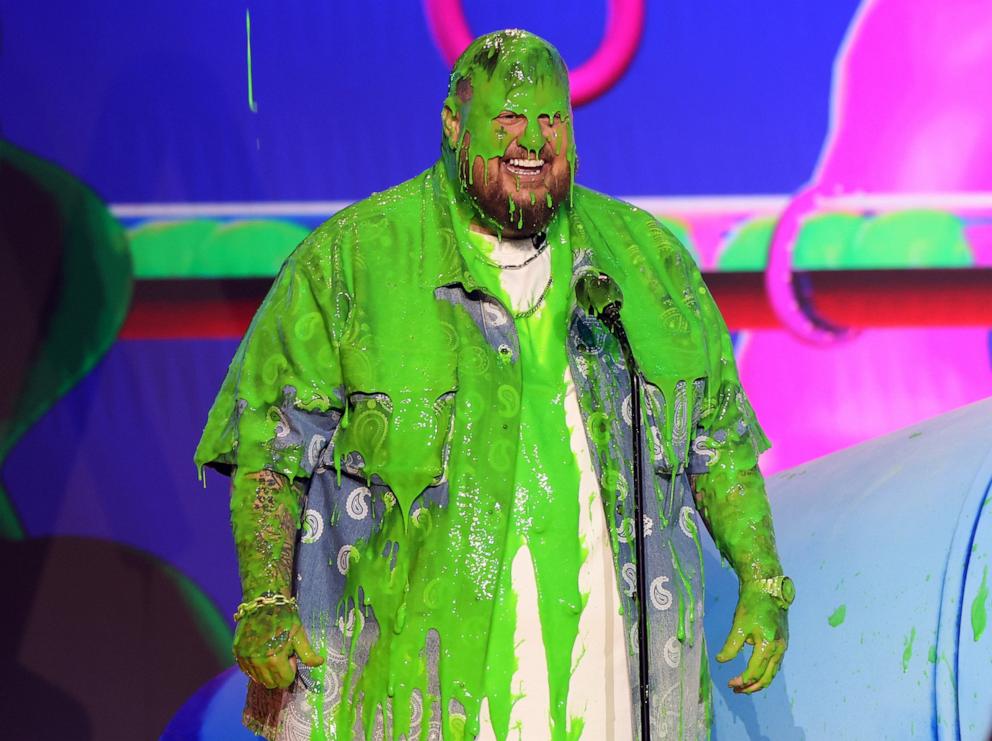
575, 271, 623, 315
575, 271, 651, 740
575, 272, 635, 371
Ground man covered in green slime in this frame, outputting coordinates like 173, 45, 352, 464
196, 29, 793, 740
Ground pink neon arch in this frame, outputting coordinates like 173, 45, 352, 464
423, 0, 645, 106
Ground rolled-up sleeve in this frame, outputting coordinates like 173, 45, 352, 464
194, 230, 351, 484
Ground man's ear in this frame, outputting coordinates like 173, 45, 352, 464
441, 106, 461, 149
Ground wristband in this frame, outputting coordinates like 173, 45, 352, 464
748, 575, 795, 609
233, 593, 298, 622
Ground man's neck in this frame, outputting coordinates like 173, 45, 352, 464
470, 224, 538, 253
469, 222, 537, 241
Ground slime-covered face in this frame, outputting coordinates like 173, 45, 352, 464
442, 30, 577, 237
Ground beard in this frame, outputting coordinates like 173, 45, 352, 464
457, 142, 571, 237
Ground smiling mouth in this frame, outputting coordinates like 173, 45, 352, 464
503, 158, 546, 178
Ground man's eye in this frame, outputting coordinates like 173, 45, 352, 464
497, 113, 519, 123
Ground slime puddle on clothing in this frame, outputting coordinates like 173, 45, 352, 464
461, 227, 624, 738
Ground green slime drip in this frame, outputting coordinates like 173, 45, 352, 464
902, 627, 915, 673
246, 9, 258, 113
462, 228, 585, 737
972, 565, 988, 642
828, 605, 847, 627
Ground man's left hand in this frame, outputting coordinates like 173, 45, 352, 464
715, 584, 789, 694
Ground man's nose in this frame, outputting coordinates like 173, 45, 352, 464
517, 116, 546, 156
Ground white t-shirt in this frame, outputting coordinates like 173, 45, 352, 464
471, 233, 633, 740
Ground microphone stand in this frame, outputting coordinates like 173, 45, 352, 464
600, 303, 651, 741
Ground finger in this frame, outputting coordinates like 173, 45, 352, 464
269, 654, 296, 688
736, 642, 773, 692
716, 627, 746, 663
251, 659, 277, 689
293, 628, 325, 668
239, 654, 262, 685
742, 642, 773, 685
743, 648, 784, 694
252, 660, 274, 689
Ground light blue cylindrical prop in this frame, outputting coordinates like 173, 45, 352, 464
705, 397, 992, 740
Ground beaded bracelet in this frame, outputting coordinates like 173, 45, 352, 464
233, 593, 298, 622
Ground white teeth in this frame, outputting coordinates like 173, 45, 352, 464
508, 158, 544, 167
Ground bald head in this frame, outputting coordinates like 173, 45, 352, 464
441, 30, 576, 237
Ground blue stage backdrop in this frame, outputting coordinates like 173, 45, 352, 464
0, 2, 858, 202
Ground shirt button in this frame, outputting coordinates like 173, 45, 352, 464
497, 344, 513, 360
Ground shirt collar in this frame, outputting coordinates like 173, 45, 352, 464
418, 160, 481, 292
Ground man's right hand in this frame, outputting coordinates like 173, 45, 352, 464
233, 603, 324, 689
